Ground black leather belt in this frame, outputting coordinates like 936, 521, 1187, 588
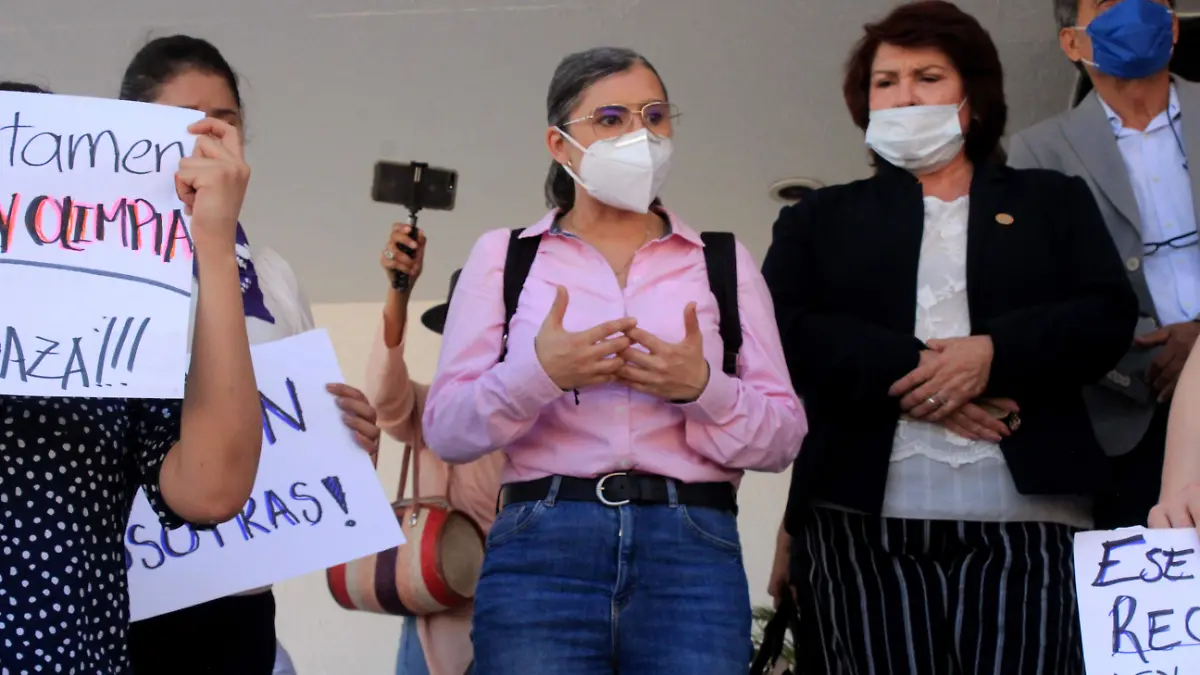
500, 473, 737, 514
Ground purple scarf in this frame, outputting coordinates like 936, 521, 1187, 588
193, 223, 276, 324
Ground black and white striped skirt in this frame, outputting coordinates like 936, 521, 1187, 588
787, 507, 1084, 675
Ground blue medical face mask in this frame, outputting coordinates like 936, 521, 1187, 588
1077, 0, 1175, 80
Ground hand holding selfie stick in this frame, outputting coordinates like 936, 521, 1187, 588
390, 210, 420, 292
373, 159, 457, 292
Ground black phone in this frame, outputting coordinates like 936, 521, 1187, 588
372, 161, 458, 212
371, 161, 458, 291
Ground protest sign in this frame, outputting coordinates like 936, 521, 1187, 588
0, 91, 203, 398
1074, 527, 1200, 674
125, 329, 404, 621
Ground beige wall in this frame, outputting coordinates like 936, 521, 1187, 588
273, 301, 792, 674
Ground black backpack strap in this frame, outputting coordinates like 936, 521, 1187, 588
499, 228, 542, 362
700, 231, 741, 376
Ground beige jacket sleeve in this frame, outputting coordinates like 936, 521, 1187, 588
364, 318, 450, 502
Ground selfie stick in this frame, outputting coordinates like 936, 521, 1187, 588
390, 162, 427, 292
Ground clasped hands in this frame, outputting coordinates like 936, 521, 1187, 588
888, 335, 1018, 442
533, 286, 710, 402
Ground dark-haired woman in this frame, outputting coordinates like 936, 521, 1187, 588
422, 46, 806, 675
0, 80, 49, 93
762, 1, 1138, 672
0, 83, 265, 672
117, 36, 383, 675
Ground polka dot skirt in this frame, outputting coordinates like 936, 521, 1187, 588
0, 396, 183, 675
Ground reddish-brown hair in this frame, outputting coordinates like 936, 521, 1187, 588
843, 0, 1007, 165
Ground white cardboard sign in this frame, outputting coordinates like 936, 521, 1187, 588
1074, 526, 1200, 674
0, 91, 203, 398
125, 330, 404, 621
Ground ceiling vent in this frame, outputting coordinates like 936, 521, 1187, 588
768, 177, 825, 204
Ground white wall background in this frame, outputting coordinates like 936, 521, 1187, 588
270, 301, 790, 674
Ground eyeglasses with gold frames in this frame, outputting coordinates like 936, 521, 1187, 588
562, 101, 681, 139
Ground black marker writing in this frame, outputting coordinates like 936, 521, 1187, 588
1, 319, 154, 389
0, 191, 191, 264
1147, 609, 1182, 652
0, 111, 185, 175
1113, 595, 1148, 663
0, 192, 17, 252
1107, 594, 1200, 665
1095, 535, 1148, 587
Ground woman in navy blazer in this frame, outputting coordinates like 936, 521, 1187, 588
762, 2, 1137, 673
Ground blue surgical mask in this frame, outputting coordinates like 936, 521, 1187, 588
1077, 0, 1175, 80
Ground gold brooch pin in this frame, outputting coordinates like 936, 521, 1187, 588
995, 213, 1014, 226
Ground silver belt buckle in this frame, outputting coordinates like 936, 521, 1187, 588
595, 472, 630, 506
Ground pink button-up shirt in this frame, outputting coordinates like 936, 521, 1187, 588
423, 210, 806, 484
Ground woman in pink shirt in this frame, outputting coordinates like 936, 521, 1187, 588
366, 229, 504, 675
422, 46, 807, 675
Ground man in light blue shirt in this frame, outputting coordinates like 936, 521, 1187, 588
1009, 0, 1198, 529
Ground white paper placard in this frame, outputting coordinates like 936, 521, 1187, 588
0, 91, 203, 398
125, 329, 404, 621
1074, 526, 1200, 674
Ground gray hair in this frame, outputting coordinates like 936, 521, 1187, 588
1054, 0, 1176, 30
543, 46, 667, 210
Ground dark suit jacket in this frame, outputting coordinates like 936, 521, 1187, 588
762, 161, 1139, 524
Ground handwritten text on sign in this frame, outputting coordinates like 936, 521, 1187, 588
1074, 527, 1200, 675
125, 330, 404, 621
0, 92, 204, 398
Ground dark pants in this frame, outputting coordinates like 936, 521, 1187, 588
788, 507, 1083, 675
129, 591, 276, 675
1094, 408, 1168, 530
472, 482, 752, 675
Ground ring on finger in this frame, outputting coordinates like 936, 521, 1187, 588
927, 395, 944, 407
383, 249, 395, 260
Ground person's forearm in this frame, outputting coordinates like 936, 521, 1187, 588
1162, 343, 1200, 497
160, 246, 261, 524
366, 311, 427, 448
382, 289, 409, 349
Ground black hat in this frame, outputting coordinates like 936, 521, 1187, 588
420, 269, 460, 335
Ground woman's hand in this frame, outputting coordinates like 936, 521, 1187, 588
175, 118, 250, 255
935, 397, 1019, 442
889, 336, 994, 421
616, 302, 710, 402
380, 223, 426, 291
534, 286, 636, 390
1149, 483, 1200, 532
326, 383, 382, 466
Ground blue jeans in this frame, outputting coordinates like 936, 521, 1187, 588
472, 478, 752, 675
396, 616, 431, 675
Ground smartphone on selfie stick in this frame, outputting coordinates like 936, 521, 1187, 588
371, 160, 458, 292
